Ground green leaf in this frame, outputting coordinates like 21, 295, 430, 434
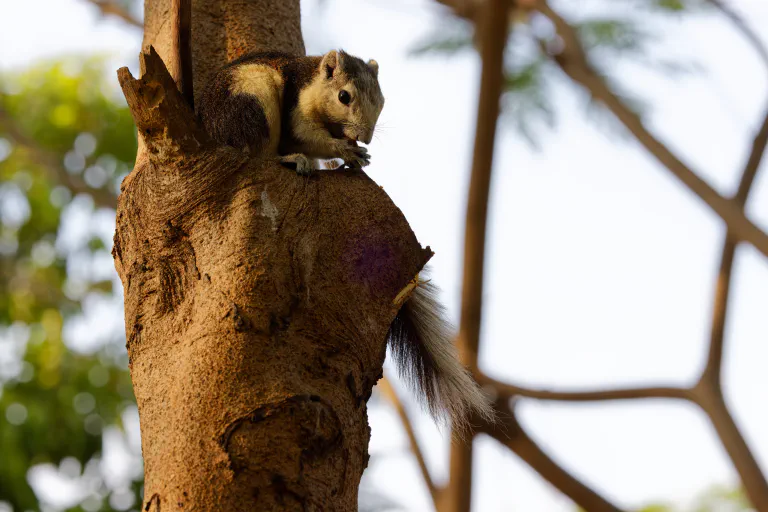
0, 56, 140, 511
576, 18, 653, 54
654, 0, 686, 11
501, 56, 556, 148
408, 18, 474, 57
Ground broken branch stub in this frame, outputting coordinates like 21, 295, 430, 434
117, 46, 208, 160
114, 47, 432, 510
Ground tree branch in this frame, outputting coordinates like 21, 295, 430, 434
481, 401, 625, 512
702, 104, 768, 386
115, 46, 238, 224
0, 104, 116, 209
690, 104, 768, 511
693, 384, 768, 511
703, 232, 738, 384
445, 0, 509, 510
536, 1, 768, 260
479, 374, 692, 402
84, 0, 142, 28
429, 0, 768, 509
537, 6, 768, 506
458, 0, 508, 374
378, 377, 440, 507
169, 0, 194, 108
707, 0, 768, 71
117, 46, 208, 160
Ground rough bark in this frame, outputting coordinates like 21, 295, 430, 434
142, 0, 305, 109
114, 2, 431, 510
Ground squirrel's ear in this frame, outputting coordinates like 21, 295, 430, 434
367, 59, 379, 77
321, 50, 339, 79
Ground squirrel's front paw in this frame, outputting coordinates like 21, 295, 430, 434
343, 145, 371, 169
279, 153, 314, 176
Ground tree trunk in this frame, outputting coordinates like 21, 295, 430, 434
113, 1, 431, 510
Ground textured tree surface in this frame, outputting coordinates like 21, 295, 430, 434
113, 1, 431, 509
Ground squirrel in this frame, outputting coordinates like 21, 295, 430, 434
199, 49, 380, 174
198, 50, 494, 433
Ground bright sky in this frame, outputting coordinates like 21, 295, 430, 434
2, 0, 768, 510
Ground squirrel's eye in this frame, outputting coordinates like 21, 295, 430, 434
338, 90, 351, 105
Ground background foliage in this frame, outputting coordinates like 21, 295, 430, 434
0, 59, 141, 511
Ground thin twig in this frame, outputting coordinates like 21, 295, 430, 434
707, 0, 768, 71
378, 377, 440, 506
538, 3, 768, 508
0, 105, 116, 209
85, 0, 142, 28
693, 104, 768, 511
429, 0, 768, 509
693, 384, 768, 511
481, 401, 625, 512
479, 374, 693, 402
703, 232, 739, 385
445, 0, 509, 511
537, 1, 768, 260
702, 104, 768, 385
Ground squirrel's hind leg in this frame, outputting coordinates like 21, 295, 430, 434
279, 153, 313, 176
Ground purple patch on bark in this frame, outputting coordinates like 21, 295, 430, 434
344, 234, 400, 297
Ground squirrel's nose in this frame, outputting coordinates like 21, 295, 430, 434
357, 132, 373, 145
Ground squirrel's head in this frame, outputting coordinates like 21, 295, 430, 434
314, 50, 384, 145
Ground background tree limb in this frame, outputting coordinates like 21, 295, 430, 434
379, 377, 440, 507
481, 401, 625, 512
701, 104, 768, 386
444, 0, 508, 510
412, 1, 768, 511
84, 0, 142, 28
706, 0, 768, 70
536, 1, 768, 260
689, 102, 768, 511
477, 374, 692, 403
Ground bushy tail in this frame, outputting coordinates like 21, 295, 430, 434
387, 271, 495, 435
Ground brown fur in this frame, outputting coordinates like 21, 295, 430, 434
198, 50, 383, 170
388, 269, 494, 435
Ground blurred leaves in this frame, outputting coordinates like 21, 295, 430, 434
574, 486, 749, 511
633, 486, 750, 511
503, 56, 555, 147
575, 18, 652, 54
409, 0, 707, 146
620, 0, 708, 12
409, 17, 473, 57
691, 486, 751, 512
409, 18, 474, 57
0, 60, 136, 166
652, 0, 686, 12
0, 57, 139, 511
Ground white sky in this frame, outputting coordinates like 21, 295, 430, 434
2, 0, 768, 511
